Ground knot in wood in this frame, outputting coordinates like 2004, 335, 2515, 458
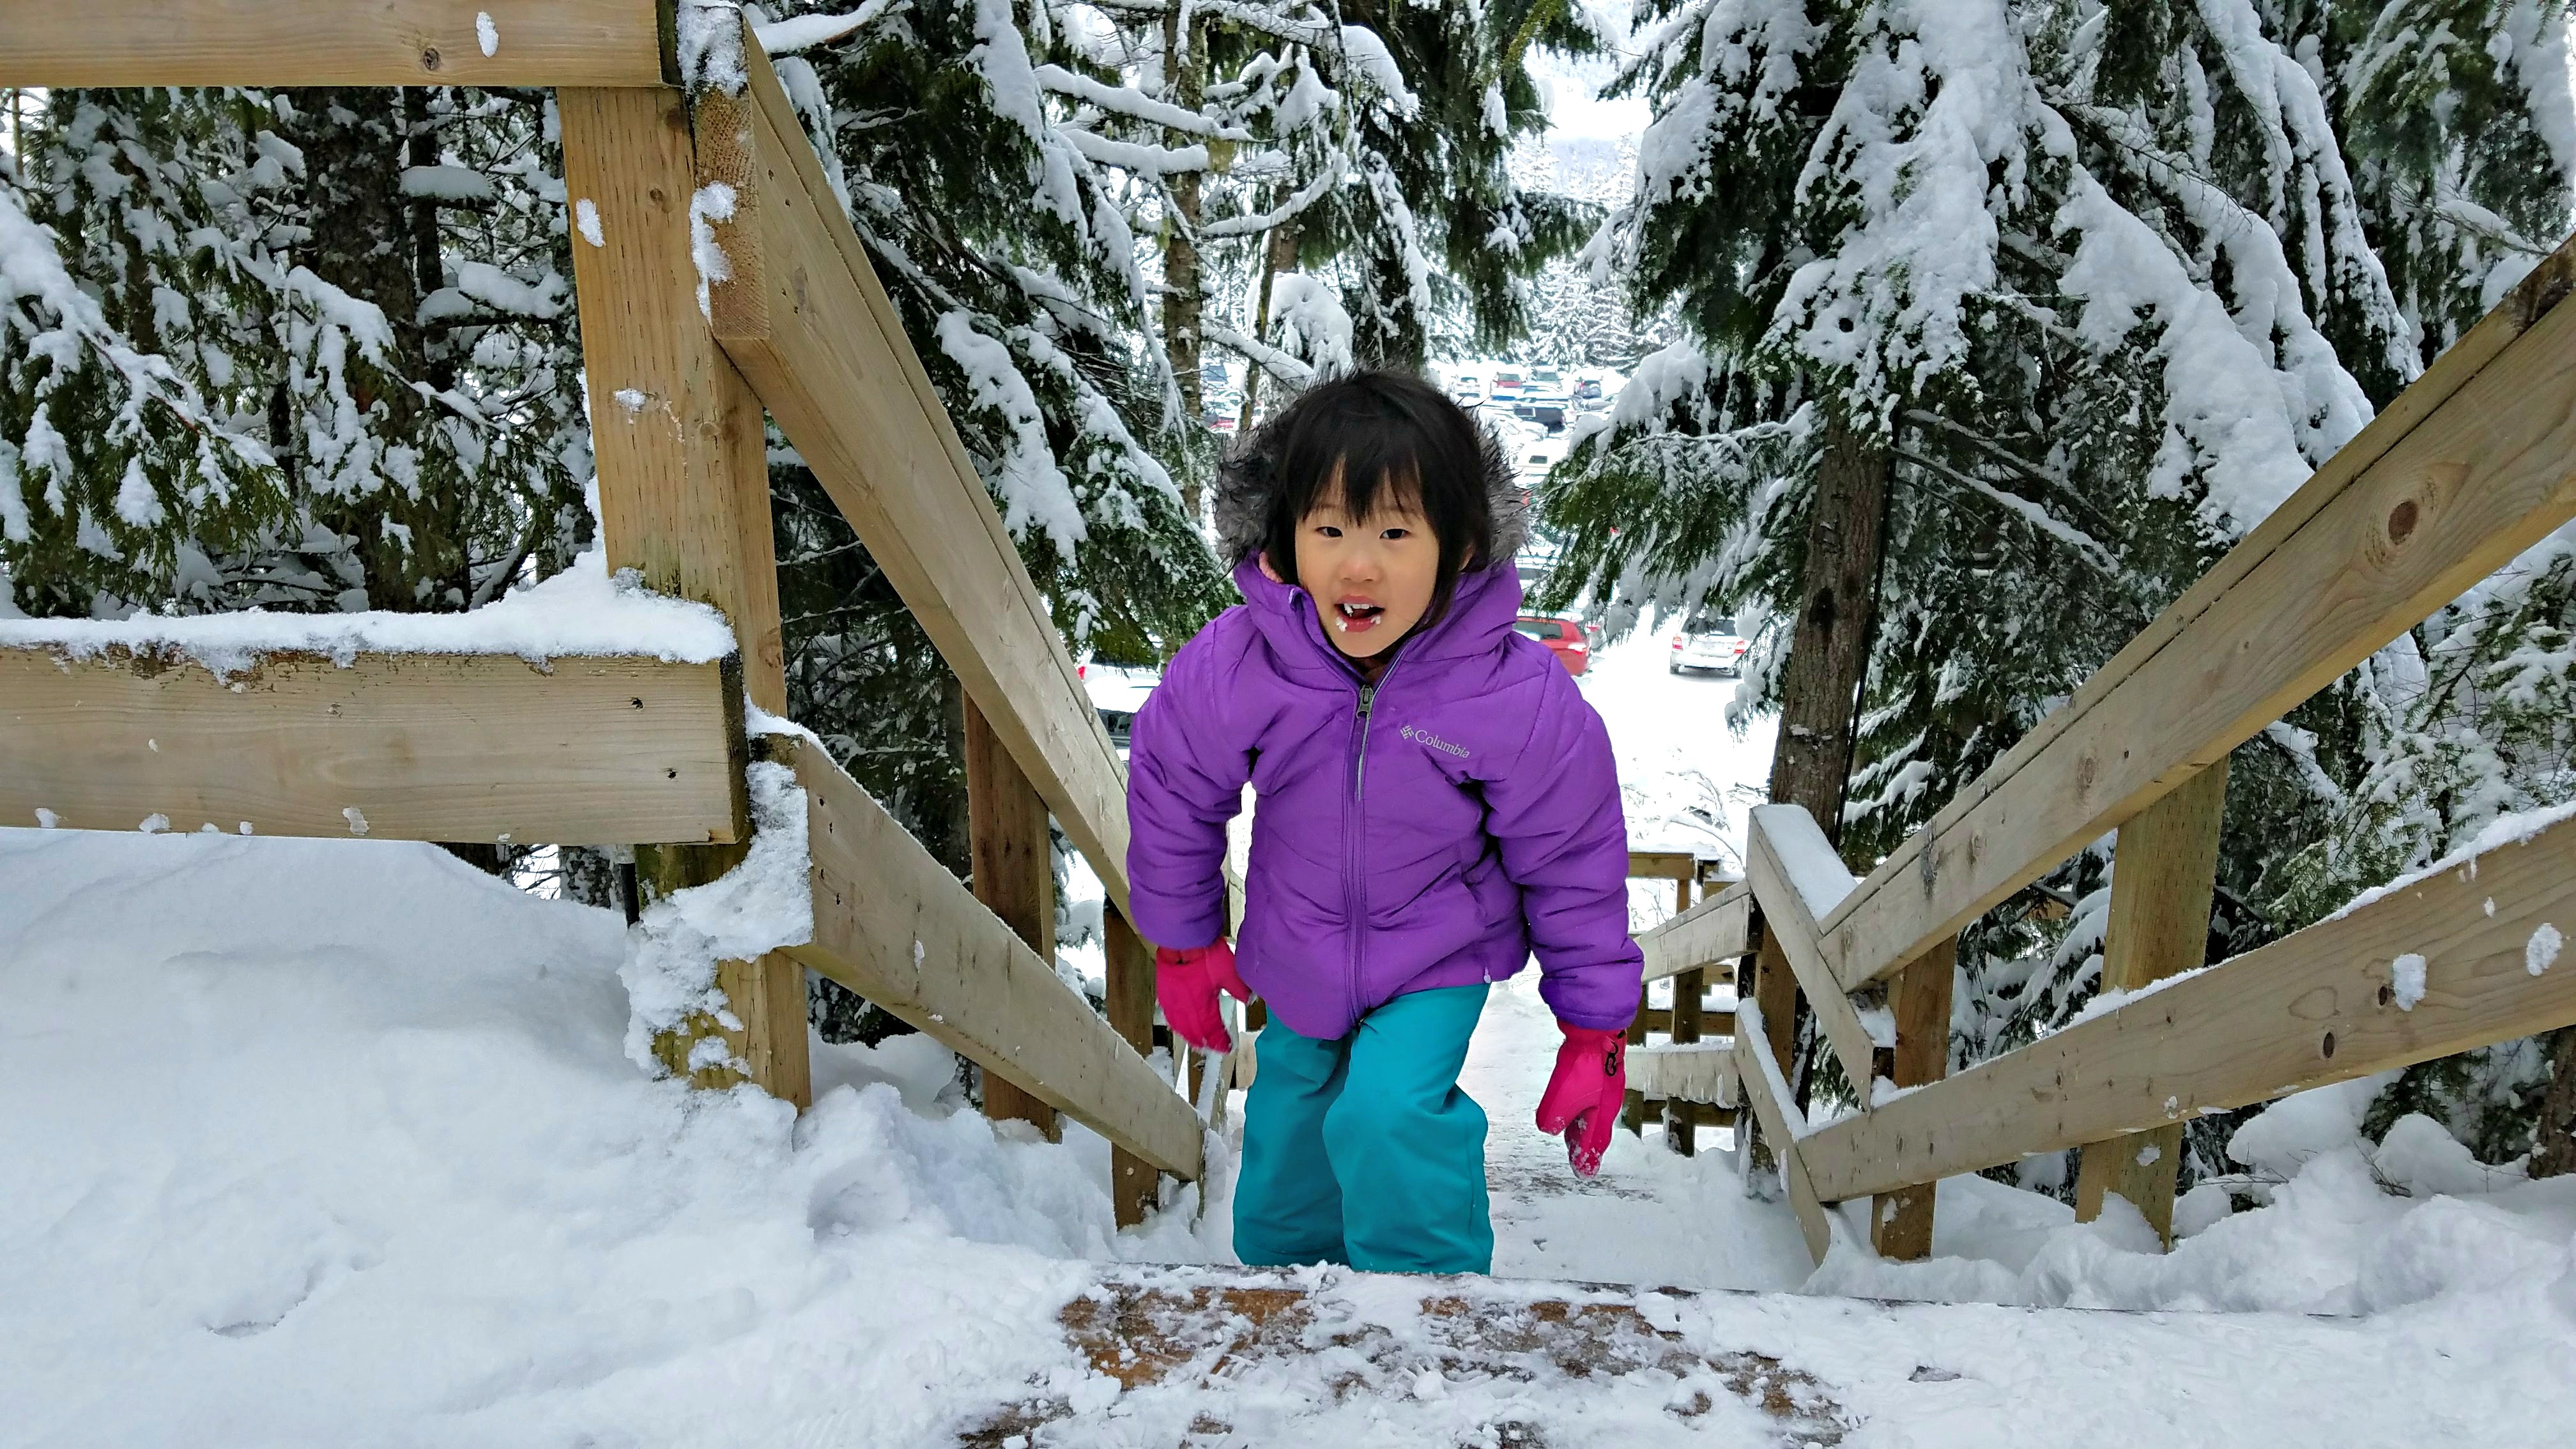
2386, 499, 2419, 546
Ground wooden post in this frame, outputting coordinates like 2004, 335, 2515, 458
1867, 935, 1956, 1259
2073, 759, 2230, 1245
1661, 874, 1699, 1154
1621, 980, 1652, 1133
1744, 925, 1801, 1176
1105, 905, 1159, 1227
562, 84, 808, 1110
1663, 968, 1705, 1155
964, 697, 1061, 1140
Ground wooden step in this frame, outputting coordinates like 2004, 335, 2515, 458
963, 1267, 1848, 1445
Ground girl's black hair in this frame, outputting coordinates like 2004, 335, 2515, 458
1213, 368, 1522, 621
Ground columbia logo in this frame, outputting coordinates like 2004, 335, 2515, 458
1400, 724, 1470, 758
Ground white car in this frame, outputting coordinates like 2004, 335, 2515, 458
1669, 611, 1749, 677
1080, 663, 1161, 756
1516, 438, 1566, 483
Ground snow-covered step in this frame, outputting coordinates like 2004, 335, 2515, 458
963, 1265, 1850, 1445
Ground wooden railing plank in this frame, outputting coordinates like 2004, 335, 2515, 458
1639, 880, 1751, 983
1731, 1000, 1832, 1263
1746, 805, 1882, 1097
692, 39, 1135, 919
0, 0, 668, 88
0, 647, 744, 845
782, 735, 1202, 1177
1800, 808, 2576, 1205
1816, 241, 2576, 995
1629, 1043, 1735, 1107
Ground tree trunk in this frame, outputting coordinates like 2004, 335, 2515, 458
1160, 10, 1206, 519
1746, 406, 1892, 1170
1238, 206, 1300, 431
284, 87, 453, 611
2533, 1027, 2576, 1177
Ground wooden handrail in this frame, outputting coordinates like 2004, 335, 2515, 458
1637, 879, 1751, 983
1813, 237, 2576, 997
0, 646, 747, 845
778, 735, 1204, 1178
0, 0, 671, 88
694, 34, 1138, 922
1797, 806, 2576, 1205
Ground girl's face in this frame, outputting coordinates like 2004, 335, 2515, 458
1293, 467, 1440, 660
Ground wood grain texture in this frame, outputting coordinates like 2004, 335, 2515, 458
561, 82, 786, 715
2073, 762, 2228, 1244
967, 697, 1062, 1140
1638, 880, 1751, 983
1869, 936, 1956, 1261
696, 34, 1135, 918
1629, 1044, 1735, 1106
1747, 806, 1880, 1098
1731, 1000, 1832, 1264
0, 647, 743, 845
564, 77, 802, 1105
0, 0, 668, 87
1800, 808, 2576, 1205
1816, 238, 2576, 996
1104, 906, 1160, 1229
781, 737, 1202, 1177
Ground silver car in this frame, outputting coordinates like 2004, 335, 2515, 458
1669, 611, 1749, 676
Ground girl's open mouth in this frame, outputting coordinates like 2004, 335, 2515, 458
1334, 601, 1386, 633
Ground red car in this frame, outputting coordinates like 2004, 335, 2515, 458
1513, 614, 1592, 676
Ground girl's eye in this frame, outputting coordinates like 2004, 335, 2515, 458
1381, 528, 1410, 540
1315, 525, 1344, 538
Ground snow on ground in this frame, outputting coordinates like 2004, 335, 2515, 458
12, 625, 2576, 1442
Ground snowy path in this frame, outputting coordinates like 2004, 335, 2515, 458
1458, 625, 1809, 1292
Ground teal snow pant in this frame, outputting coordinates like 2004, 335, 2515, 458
1232, 983, 1493, 1275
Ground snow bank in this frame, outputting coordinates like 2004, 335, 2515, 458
0, 827, 1215, 1444
1807, 1077, 2576, 1322
0, 547, 737, 676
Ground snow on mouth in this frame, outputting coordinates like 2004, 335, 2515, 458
1334, 602, 1385, 632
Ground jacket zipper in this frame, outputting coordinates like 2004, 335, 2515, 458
1345, 663, 1397, 1020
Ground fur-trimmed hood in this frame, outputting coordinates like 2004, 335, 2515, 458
1210, 412, 1530, 569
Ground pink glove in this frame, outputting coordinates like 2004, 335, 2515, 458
1535, 1023, 1626, 1177
1156, 940, 1250, 1054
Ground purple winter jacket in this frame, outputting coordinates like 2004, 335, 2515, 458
1124, 554, 1644, 1043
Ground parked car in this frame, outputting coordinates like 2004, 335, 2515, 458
1573, 375, 1606, 404
1452, 372, 1483, 404
1669, 611, 1749, 676
1511, 401, 1567, 433
1489, 369, 1526, 403
1080, 663, 1161, 754
1516, 438, 1566, 480
1513, 614, 1592, 676
1526, 365, 1568, 401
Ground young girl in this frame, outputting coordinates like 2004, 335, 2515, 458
1126, 369, 1642, 1276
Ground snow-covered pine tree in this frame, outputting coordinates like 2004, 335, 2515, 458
1, 85, 588, 623
1539, 1, 2445, 1143
2262, 1, 2576, 1171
